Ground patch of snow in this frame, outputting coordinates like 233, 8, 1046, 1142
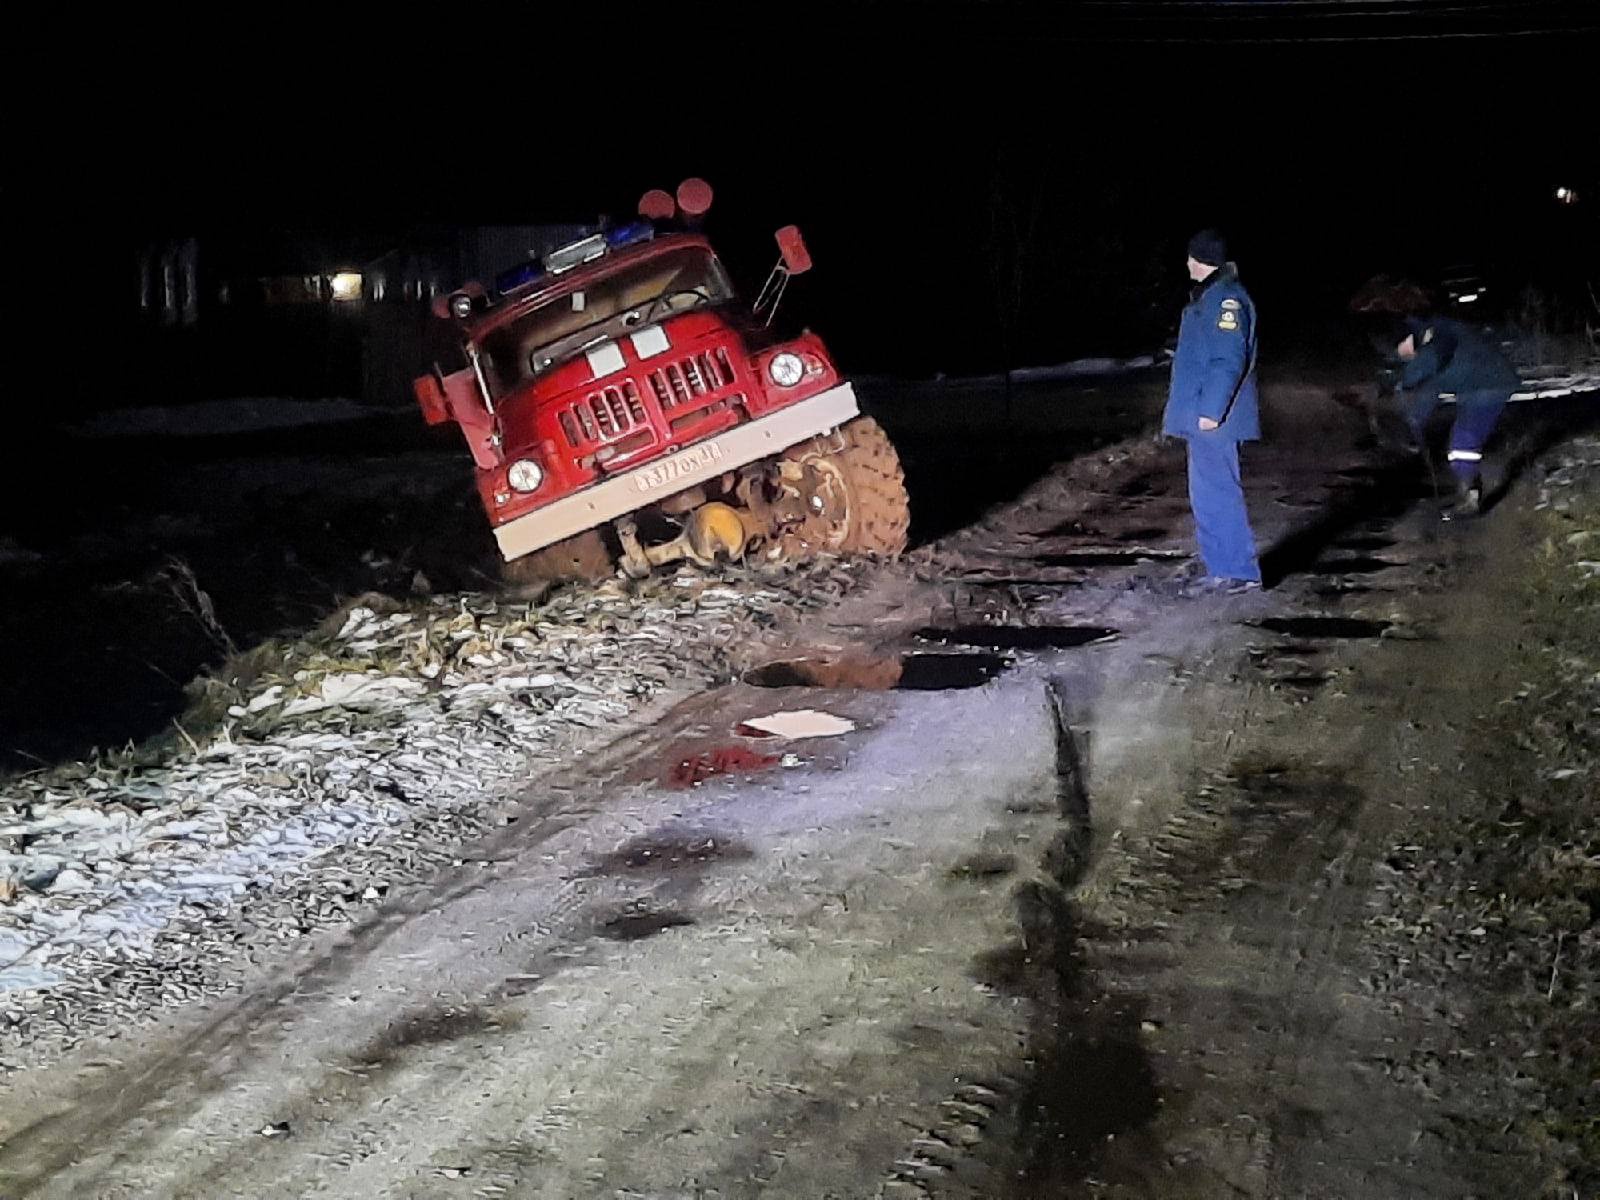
277, 673, 426, 717
0, 562, 861, 997
247, 685, 286, 714
1535, 435, 1600, 511
1507, 368, 1600, 404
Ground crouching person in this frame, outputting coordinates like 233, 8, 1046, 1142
1396, 313, 1521, 518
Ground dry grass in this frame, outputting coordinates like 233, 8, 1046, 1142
1463, 469, 1600, 1192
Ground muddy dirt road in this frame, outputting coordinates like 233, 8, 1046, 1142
0, 378, 1595, 1198
0, 374, 1156, 774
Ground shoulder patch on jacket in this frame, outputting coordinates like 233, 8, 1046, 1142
1218, 309, 1240, 331
1220, 298, 1241, 311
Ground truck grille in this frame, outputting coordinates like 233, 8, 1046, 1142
647, 348, 736, 410
559, 380, 648, 447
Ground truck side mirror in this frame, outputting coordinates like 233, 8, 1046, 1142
775, 226, 812, 275
414, 367, 502, 469
414, 372, 450, 425
754, 227, 814, 326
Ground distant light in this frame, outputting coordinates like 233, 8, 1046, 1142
328, 272, 363, 301
1555, 186, 1579, 204
1457, 292, 1480, 303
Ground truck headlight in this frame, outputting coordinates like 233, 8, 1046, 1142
768, 353, 804, 387
507, 459, 544, 492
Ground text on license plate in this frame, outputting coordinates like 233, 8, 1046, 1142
633, 441, 725, 494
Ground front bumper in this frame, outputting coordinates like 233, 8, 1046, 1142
494, 382, 862, 561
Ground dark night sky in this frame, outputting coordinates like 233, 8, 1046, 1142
10, 4, 1599, 389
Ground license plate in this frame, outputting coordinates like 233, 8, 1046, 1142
633, 440, 725, 494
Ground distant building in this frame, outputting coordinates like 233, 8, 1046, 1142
130, 223, 594, 405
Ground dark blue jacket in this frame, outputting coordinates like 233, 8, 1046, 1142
1163, 264, 1260, 441
1400, 316, 1520, 397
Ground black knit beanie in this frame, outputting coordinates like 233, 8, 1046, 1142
1187, 229, 1228, 267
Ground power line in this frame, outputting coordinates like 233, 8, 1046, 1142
949, 0, 1600, 36
1060, 0, 1591, 12
1071, 1, 1583, 7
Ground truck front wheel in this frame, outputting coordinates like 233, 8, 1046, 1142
761, 417, 910, 562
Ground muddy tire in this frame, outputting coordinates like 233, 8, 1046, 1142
500, 530, 616, 587
765, 416, 910, 561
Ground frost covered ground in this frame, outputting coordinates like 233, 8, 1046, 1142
0, 561, 863, 1023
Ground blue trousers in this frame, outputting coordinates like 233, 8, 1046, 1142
1185, 434, 1260, 582
1406, 388, 1509, 484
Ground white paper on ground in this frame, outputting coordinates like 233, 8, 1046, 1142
739, 710, 857, 740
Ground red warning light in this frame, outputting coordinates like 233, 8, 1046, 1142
677, 178, 714, 217
638, 189, 676, 220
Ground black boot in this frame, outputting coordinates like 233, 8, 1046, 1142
1441, 474, 1482, 520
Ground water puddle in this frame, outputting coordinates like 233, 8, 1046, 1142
1039, 519, 1098, 538
353, 1005, 508, 1068
595, 831, 754, 873
1037, 519, 1172, 541
953, 575, 1085, 589
1332, 534, 1397, 552
1117, 476, 1162, 498
598, 905, 696, 941
1268, 672, 1332, 692
1252, 617, 1391, 639
1249, 645, 1327, 687
948, 851, 1019, 880
1031, 551, 1186, 569
917, 625, 1119, 651
745, 652, 1010, 691
1249, 641, 1326, 660
1115, 526, 1172, 543
1306, 556, 1403, 575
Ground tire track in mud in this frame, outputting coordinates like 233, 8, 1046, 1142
983, 517, 1509, 1198
12, 401, 1522, 1196
887, 730, 1396, 1200
879, 681, 1161, 1198
872, 454, 1472, 1198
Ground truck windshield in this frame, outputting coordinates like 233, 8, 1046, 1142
478, 245, 734, 398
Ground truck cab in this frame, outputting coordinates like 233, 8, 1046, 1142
415, 182, 908, 581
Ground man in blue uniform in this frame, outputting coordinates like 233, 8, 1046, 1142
1395, 313, 1520, 517
1164, 229, 1261, 592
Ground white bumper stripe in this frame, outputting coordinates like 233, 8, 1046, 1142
494, 383, 862, 561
